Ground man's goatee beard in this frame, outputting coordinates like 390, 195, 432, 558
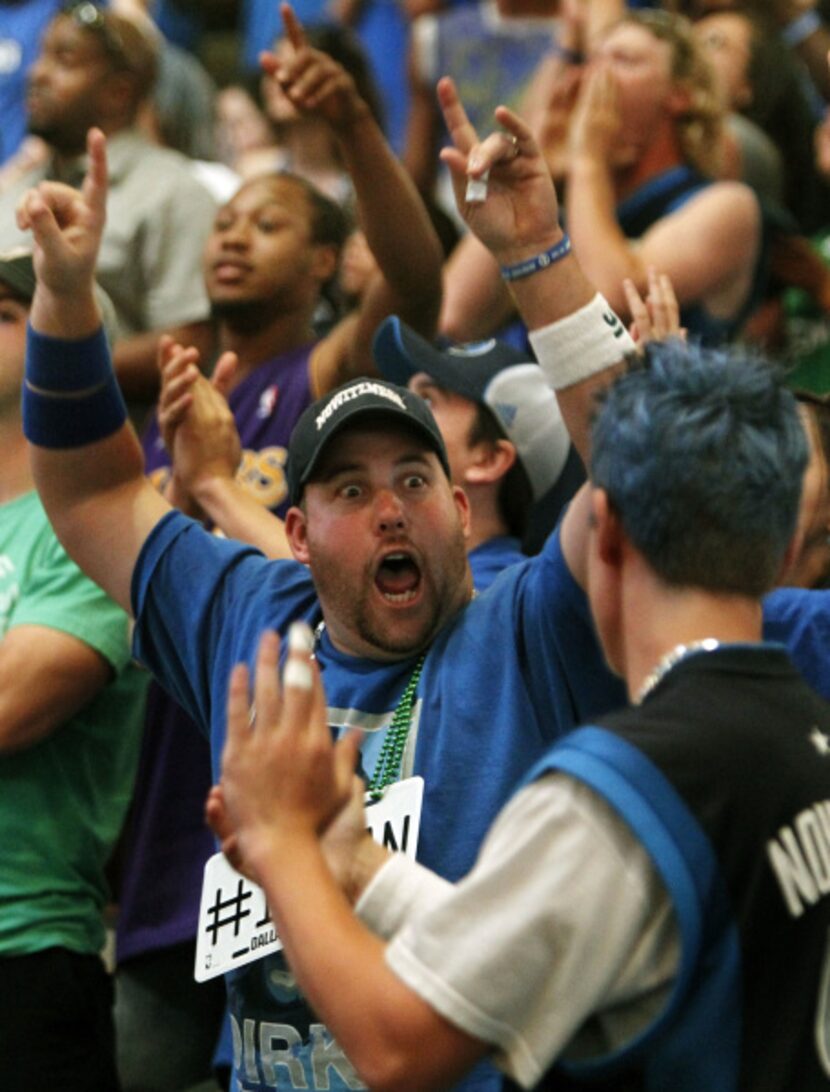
210, 298, 275, 335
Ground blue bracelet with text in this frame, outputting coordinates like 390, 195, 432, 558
500, 235, 572, 282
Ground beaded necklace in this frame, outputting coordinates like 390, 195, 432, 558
368, 653, 426, 801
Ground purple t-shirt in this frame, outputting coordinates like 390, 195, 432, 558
142, 342, 317, 518
116, 343, 315, 962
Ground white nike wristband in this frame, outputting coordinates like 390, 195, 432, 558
528, 293, 636, 390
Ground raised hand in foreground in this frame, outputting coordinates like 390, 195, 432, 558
206, 624, 364, 888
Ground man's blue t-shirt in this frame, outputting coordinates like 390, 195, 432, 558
468, 535, 525, 591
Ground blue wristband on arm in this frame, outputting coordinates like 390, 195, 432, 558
500, 235, 572, 282
23, 324, 127, 448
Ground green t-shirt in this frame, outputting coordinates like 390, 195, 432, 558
0, 491, 146, 956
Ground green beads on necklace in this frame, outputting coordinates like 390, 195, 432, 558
368, 653, 426, 801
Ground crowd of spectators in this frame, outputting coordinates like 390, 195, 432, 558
2, 0, 830, 1090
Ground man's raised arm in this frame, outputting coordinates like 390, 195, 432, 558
264, 4, 444, 390
436, 77, 633, 468
437, 80, 636, 586
20, 128, 170, 613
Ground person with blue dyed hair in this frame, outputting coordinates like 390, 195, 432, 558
591, 340, 808, 597
210, 339, 830, 1091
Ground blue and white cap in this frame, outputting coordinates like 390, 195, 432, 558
373, 315, 570, 502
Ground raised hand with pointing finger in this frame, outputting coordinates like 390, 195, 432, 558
261, 3, 373, 132
16, 127, 106, 336
437, 76, 565, 269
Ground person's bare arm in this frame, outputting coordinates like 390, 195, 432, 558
566, 64, 759, 319
0, 626, 112, 753
562, 268, 685, 587
263, 5, 444, 394
438, 232, 515, 341
634, 187, 759, 312
570, 163, 759, 319
18, 129, 170, 612
565, 62, 640, 313
193, 479, 293, 558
